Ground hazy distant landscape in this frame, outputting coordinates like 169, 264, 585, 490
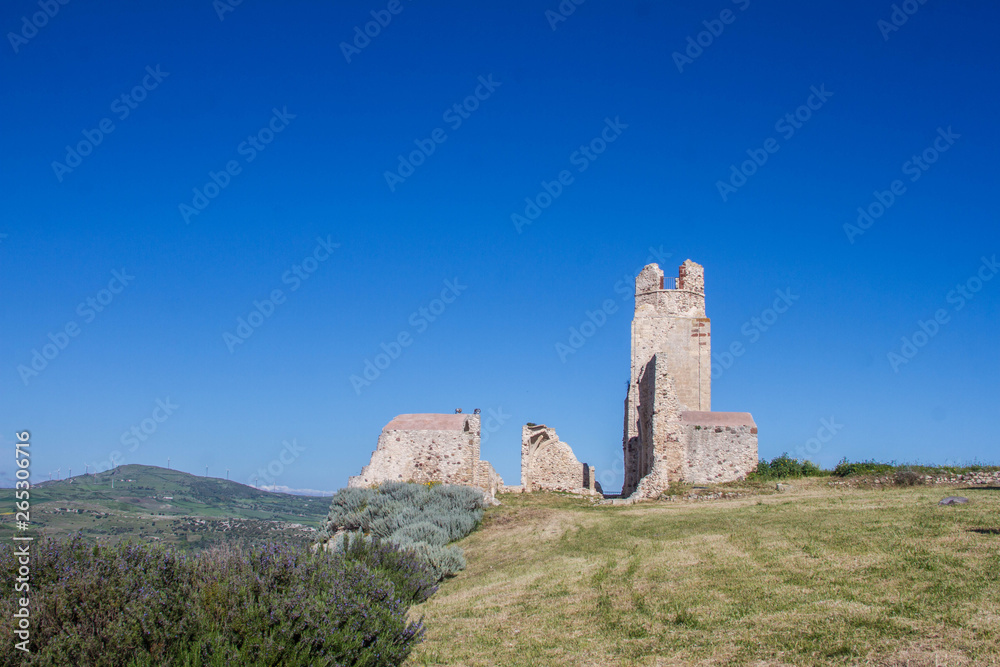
0, 465, 326, 550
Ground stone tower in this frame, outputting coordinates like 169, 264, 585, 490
623, 259, 713, 497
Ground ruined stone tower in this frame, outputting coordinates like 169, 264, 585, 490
622, 260, 757, 498
630, 259, 711, 413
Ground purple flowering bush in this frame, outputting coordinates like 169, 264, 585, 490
0, 536, 427, 666
339, 532, 438, 604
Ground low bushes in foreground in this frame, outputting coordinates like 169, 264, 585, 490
322, 482, 486, 579
0, 536, 427, 667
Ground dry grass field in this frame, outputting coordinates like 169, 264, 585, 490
409, 479, 1000, 667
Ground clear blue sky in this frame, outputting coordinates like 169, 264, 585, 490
2, 0, 997, 493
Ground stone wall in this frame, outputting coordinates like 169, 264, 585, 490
476, 459, 505, 499
521, 423, 599, 495
634, 290, 706, 319
681, 412, 758, 484
349, 412, 503, 499
631, 354, 677, 498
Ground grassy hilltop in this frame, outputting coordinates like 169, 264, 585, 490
411, 478, 1000, 667
0, 464, 328, 550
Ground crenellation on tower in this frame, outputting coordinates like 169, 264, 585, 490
635, 263, 664, 295
677, 258, 705, 294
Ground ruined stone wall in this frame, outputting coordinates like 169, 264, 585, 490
629, 261, 710, 413
655, 316, 710, 412
634, 290, 705, 318
521, 424, 597, 494
349, 413, 503, 499
622, 387, 639, 496
626, 357, 757, 498
476, 459, 504, 499
628, 358, 659, 497
681, 413, 758, 484
628, 308, 710, 413
630, 354, 684, 498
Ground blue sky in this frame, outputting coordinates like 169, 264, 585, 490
2, 0, 997, 493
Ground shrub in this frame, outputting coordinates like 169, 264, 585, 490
801, 460, 824, 477
392, 521, 450, 547
427, 510, 480, 541
396, 542, 467, 581
747, 458, 1000, 482
748, 457, 773, 480
339, 532, 438, 604
0, 536, 425, 667
832, 458, 897, 478
323, 482, 485, 579
769, 454, 803, 479
369, 506, 423, 539
747, 453, 827, 481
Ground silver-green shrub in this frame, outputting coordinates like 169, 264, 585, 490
392, 521, 449, 546
400, 542, 467, 581
323, 482, 485, 579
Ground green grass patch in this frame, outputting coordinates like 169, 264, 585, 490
409, 479, 1000, 666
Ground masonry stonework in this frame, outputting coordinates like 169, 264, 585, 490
346, 258, 756, 503
623, 260, 758, 499
349, 413, 504, 499
520, 423, 600, 495
681, 412, 758, 484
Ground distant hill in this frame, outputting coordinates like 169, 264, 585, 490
0, 464, 332, 550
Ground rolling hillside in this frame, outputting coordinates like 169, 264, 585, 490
0, 464, 331, 550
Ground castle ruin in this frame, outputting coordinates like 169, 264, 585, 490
348, 258, 757, 501
622, 260, 757, 498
